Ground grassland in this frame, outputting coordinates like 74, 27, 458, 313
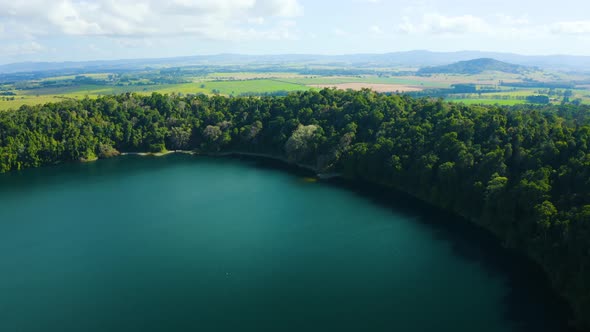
206, 72, 304, 80
0, 95, 77, 109
39, 73, 113, 82
447, 99, 526, 106
181, 79, 309, 95
279, 76, 447, 88
0, 79, 312, 110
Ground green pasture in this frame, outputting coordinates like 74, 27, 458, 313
0, 79, 312, 110
0, 95, 79, 110
279, 76, 447, 88
447, 98, 526, 106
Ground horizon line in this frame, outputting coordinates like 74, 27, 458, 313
2, 49, 590, 67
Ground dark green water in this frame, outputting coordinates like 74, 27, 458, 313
0, 155, 570, 332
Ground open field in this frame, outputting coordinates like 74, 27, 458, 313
310, 83, 423, 93
27, 79, 311, 96
280, 76, 449, 88
0, 79, 313, 110
278, 72, 564, 88
447, 98, 527, 106
206, 72, 305, 80
0, 95, 78, 109
198, 79, 309, 95
39, 73, 113, 82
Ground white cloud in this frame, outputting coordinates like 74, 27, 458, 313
179, 19, 298, 42
369, 25, 383, 34
397, 12, 590, 41
331, 28, 348, 37
551, 21, 590, 35
0, 41, 44, 56
0, 0, 303, 40
116, 38, 154, 49
497, 14, 530, 26
248, 17, 266, 25
398, 13, 490, 35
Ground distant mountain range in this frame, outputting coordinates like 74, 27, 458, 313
417, 58, 533, 75
1, 50, 589, 74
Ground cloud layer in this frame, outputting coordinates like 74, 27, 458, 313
0, 0, 302, 39
0, 0, 589, 62
397, 12, 590, 38
551, 21, 590, 35
399, 14, 490, 34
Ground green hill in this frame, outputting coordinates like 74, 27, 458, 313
418, 58, 531, 75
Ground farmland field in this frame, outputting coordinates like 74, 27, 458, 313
0, 79, 312, 110
447, 99, 527, 106
279, 76, 449, 88
1, 68, 589, 111
309, 83, 423, 92
0, 95, 76, 110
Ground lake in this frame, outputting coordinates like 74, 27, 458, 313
0, 155, 571, 332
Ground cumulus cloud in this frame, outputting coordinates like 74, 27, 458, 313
0, 41, 44, 56
116, 38, 154, 49
398, 12, 590, 40
331, 28, 348, 37
551, 21, 590, 35
496, 14, 530, 26
369, 25, 383, 34
398, 13, 490, 34
0, 0, 303, 40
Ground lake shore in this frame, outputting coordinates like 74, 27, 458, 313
116, 149, 343, 179
200, 151, 341, 179
120, 150, 196, 157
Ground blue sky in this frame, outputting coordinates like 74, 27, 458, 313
0, 0, 589, 64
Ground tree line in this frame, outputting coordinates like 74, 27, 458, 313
1, 89, 590, 328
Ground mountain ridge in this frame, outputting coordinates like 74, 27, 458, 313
1, 50, 589, 74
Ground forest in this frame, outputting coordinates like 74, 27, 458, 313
1, 89, 590, 328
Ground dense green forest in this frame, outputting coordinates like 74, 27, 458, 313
1, 89, 590, 328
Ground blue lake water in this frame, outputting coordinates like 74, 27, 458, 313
0, 155, 570, 331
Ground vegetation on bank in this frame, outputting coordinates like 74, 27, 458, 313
1, 89, 590, 328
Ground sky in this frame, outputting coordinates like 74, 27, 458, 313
1, 0, 590, 64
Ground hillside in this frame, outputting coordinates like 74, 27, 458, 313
417, 58, 532, 75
